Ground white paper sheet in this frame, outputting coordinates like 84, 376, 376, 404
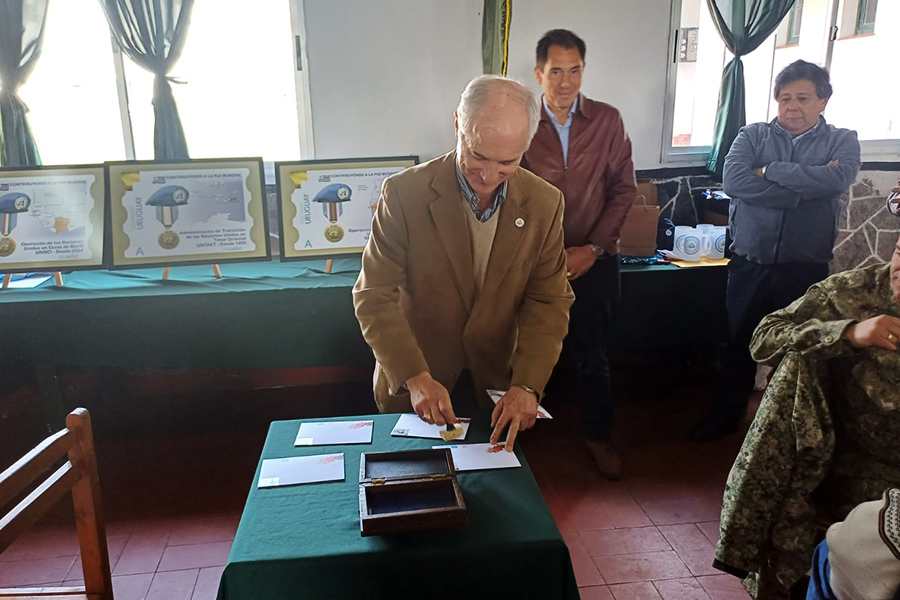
257, 453, 344, 488
390, 413, 471, 441
434, 443, 521, 471
4, 274, 52, 289
294, 420, 373, 446
487, 389, 553, 419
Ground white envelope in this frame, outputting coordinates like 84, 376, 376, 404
294, 420, 373, 446
434, 443, 521, 471
257, 453, 344, 488
390, 413, 471, 440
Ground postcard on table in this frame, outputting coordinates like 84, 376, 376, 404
257, 453, 344, 488
391, 413, 471, 441
487, 389, 553, 419
434, 443, 521, 471
294, 420, 373, 446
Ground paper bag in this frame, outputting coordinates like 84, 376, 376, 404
619, 195, 659, 257
635, 180, 658, 205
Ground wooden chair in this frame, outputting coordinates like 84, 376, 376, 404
0, 408, 113, 599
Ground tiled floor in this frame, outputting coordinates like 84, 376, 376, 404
0, 366, 758, 599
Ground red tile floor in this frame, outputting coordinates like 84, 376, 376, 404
0, 363, 759, 599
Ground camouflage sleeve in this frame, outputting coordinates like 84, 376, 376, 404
750, 282, 859, 366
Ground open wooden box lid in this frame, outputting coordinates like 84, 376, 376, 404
359, 448, 456, 484
358, 448, 466, 536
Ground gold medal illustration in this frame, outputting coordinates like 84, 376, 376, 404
159, 230, 180, 250
0, 237, 15, 257
147, 185, 189, 250
0, 192, 32, 258
314, 183, 352, 244
324, 223, 345, 243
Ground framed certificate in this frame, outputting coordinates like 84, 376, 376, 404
275, 156, 418, 259
106, 158, 270, 269
0, 164, 106, 274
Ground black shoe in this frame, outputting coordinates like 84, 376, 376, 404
690, 410, 742, 442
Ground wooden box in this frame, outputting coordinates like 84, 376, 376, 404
358, 448, 467, 536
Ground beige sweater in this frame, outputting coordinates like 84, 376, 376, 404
462, 200, 499, 298
827, 488, 900, 600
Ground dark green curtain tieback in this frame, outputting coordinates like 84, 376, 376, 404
152, 72, 187, 84
150, 74, 186, 104
0, 87, 30, 108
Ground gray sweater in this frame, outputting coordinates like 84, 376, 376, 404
723, 116, 861, 265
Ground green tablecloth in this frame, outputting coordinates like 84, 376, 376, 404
217, 413, 579, 600
1, 257, 371, 369
1, 258, 726, 371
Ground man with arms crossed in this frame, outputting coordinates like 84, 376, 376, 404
692, 60, 861, 441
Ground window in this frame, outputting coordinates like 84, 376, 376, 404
786, 0, 804, 45
18, 0, 126, 165
663, 0, 898, 164
9, 0, 312, 167
856, 0, 877, 35
666, 0, 726, 151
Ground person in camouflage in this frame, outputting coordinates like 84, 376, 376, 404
714, 231, 900, 599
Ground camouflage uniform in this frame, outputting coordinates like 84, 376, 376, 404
714, 263, 900, 599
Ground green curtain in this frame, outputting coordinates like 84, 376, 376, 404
482, 0, 512, 76
99, 0, 194, 160
706, 0, 796, 176
0, 0, 48, 167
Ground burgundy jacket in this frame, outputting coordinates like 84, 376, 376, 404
522, 95, 637, 255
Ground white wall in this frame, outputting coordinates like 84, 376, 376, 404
505, 0, 671, 169
303, 0, 482, 162
302, 0, 672, 169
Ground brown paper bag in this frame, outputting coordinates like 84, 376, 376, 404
635, 180, 658, 205
619, 195, 659, 257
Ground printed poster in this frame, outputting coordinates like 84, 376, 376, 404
0, 166, 105, 274
277, 157, 417, 259
108, 159, 269, 268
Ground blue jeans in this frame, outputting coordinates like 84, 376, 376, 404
806, 539, 837, 600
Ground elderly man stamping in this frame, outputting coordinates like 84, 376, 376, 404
352, 75, 574, 451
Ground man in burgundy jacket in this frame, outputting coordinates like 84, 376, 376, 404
522, 29, 637, 479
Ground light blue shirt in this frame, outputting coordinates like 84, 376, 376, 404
542, 95, 578, 166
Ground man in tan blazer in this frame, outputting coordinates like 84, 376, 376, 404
353, 75, 573, 451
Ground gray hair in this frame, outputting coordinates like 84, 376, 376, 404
456, 75, 540, 144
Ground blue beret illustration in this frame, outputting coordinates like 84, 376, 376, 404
314, 183, 352, 204
146, 185, 190, 207
0, 192, 31, 213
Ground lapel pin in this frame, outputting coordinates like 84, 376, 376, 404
515, 217, 525, 228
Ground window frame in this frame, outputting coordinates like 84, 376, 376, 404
786, 0, 803, 45
660, 0, 713, 165
661, 0, 897, 166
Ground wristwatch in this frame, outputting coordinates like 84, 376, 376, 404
590, 244, 606, 259
760, 165, 768, 177
514, 384, 539, 402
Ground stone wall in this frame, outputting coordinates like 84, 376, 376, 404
833, 170, 900, 273
639, 169, 900, 273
